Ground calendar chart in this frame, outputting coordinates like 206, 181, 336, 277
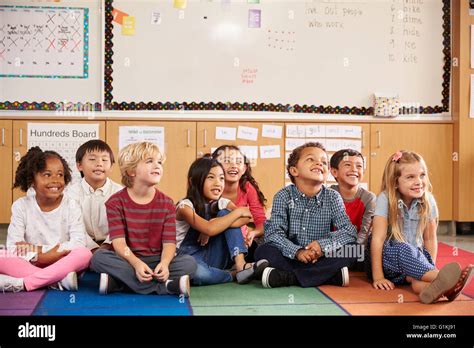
0, 5, 89, 78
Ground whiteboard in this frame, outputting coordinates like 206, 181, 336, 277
107, 0, 449, 114
0, 0, 101, 110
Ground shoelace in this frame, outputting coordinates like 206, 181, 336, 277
2, 282, 23, 293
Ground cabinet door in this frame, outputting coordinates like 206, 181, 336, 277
106, 121, 196, 203
12, 121, 106, 202
0, 120, 13, 223
370, 124, 453, 220
197, 122, 284, 208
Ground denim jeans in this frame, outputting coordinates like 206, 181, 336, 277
178, 209, 247, 286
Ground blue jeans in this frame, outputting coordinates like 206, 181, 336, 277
177, 209, 247, 286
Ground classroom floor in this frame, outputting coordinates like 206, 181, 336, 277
0, 223, 473, 316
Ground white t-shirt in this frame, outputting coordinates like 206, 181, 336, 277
66, 178, 122, 249
175, 198, 231, 249
7, 194, 87, 255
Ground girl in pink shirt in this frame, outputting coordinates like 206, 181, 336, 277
212, 145, 267, 261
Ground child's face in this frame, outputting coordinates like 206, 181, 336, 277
216, 148, 247, 184
77, 150, 112, 184
132, 153, 163, 187
33, 157, 65, 201
203, 165, 225, 202
331, 155, 364, 188
397, 162, 427, 203
290, 147, 328, 184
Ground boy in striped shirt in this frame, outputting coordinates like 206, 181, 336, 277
90, 142, 196, 297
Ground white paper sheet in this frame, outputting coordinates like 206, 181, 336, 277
306, 125, 325, 138
325, 125, 362, 138
119, 126, 165, 155
325, 139, 362, 152
285, 138, 306, 151
237, 126, 258, 141
216, 127, 237, 141
260, 145, 280, 159
286, 125, 306, 138
28, 123, 99, 183
262, 124, 283, 139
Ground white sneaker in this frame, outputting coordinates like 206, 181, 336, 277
0, 274, 25, 293
50, 272, 78, 291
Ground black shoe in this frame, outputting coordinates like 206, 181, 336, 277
166, 275, 190, 298
236, 259, 270, 284
99, 273, 123, 294
261, 267, 298, 288
326, 267, 349, 287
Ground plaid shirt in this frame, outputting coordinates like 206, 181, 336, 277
264, 184, 357, 259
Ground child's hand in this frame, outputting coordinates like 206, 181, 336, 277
133, 260, 154, 283
236, 207, 252, 219
36, 244, 70, 266
197, 233, 210, 246
372, 278, 395, 290
244, 230, 256, 248
305, 241, 323, 263
153, 262, 170, 282
296, 249, 316, 264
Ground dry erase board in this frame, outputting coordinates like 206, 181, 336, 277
0, 0, 101, 111
105, 0, 450, 114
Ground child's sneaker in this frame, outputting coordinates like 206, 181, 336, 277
0, 274, 24, 292
261, 267, 298, 288
166, 275, 190, 297
236, 259, 270, 284
50, 272, 78, 291
99, 273, 122, 295
327, 267, 350, 287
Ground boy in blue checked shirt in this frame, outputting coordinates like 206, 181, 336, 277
255, 142, 358, 288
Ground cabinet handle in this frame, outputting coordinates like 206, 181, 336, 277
376, 130, 381, 148
186, 129, 190, 148
1, 128, 4, 146
203, 129, 207, 147
361, 130, 365, 148
19, 128, 23, 146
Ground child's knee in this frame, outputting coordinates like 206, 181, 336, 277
71, 247, 93, 268
177, 255, 197, 275
216, 209, 231, 217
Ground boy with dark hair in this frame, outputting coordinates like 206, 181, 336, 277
67, 140, 122, 250
255, 142, 357, 288
330, 149, 376, 246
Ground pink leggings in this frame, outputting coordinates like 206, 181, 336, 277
0, 247, 92, 291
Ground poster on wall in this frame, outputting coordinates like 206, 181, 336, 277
0, 5, 89, 78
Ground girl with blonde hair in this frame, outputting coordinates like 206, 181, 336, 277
367, 150, 473, 304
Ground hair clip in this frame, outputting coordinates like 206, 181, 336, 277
392, 151, 403, 162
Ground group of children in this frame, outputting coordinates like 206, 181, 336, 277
0, 138, 472, 305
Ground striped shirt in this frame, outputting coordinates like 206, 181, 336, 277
106, 188, 176, 256
264, 184, 357, 259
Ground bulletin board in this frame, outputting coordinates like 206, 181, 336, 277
105, 0, 451, 115
0, 0, 102, 111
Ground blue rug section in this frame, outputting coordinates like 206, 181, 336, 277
33, 272, 192, 316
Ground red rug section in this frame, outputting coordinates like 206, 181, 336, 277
436, 242, 474, 298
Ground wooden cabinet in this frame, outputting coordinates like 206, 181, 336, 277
370, 123, 453, 220
196, 122, 284, 208
0, 120, 13, 223
106, 121, 196, 203
12, 121, 106, 202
